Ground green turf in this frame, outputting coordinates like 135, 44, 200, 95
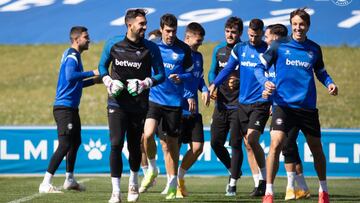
1, 176, 360, 202
0, 44, 359, 127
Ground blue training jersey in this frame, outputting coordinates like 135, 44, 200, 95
149, 38, 194, 107
54, 48, 95, 108
213, 41, 268, 104
255, 36, 334, 109
182, 50, 208, 115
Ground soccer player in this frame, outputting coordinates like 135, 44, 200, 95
98, 9, 165, 203
139, 29, 163, 179
255, 8, 338, 203
207, 16, 244, 196
264, 23, 311, 201
39, 26, 99, 193
140, 13, 194, 200
209, 19, 269, 196
176, 22, 210, 198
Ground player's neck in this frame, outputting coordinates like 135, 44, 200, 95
126, 32, 141, 44
71, 45, 82, 54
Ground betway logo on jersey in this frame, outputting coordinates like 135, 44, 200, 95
218, 61, 227, 68
164, 62, 175, 70
286, 58, 310, 69
115, 59, 142, 69
240, 61, 257, 67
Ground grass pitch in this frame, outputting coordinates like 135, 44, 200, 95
1, 176, 360, 202
0, 44, 359, 128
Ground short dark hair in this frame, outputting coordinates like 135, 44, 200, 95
148, 29, 161, 38
160, 13, 177, 29
70, 26, 87, 43
249, 18, 264, 31
125, 8, 147, 26
186, 22, 205, 37
225, 16, 243, 33
290, 8, 310, 27
267, 24, 288, 37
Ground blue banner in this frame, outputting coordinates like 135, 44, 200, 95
0, 126, 359, 177
0, 0, 359, 46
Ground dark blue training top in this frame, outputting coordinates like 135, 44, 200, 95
54, 48, 95, 108
182, 50, 208, 115
208, 42, 239, 110
149, 38, 194, 107
213, 41, 268, 105
255, 36, 334, 109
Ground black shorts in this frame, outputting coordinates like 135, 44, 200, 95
238, 102, 270, 134
281, 126, 302, 164
179, 114, 204, 144
271, 106, 321, 137
147, 101, 182, 137
53, 106, 81, 138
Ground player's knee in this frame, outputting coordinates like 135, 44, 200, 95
111, 144, 123, 152
270, 140, 283, 153
56, 141, 71, 155
192, 144, 204, 156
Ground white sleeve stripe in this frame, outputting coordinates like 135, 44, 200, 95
259, 53, 268, 66
231, 50, 238, 61
66, 55, 78, 65
185, 65, 194, 72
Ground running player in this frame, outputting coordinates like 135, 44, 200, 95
209, 19, 269, 196
39, 26, 99, 193
176, 22, 210, 198
140, 13, 194, 200
98, 9, 165, 203
207, 16, 244, 196
256, 8, 338, 203
264, 23, 311, 201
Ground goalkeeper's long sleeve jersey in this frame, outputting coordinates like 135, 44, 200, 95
208, 42, 239, 110
54, 48, 95, 108
98, 36, 165, 112
254, 36, 334, 109
214, 41, 268, 105
149, 38, 194, 107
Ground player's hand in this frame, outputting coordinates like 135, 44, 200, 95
208, 84, 217, 100
188, 98, 196, 113
202, 91, 210, 107
328, 83, 338, 96
127, 77, 153, 96
269, 105, 273, 116
93, 69, 100, 76
168, 74, 181, 84
264, 81, 276, 94
228, 75, 239, 90
262, 89, 271, 99
102, 75, 124, 97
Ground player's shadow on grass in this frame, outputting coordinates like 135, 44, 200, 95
330, 194, 360, 202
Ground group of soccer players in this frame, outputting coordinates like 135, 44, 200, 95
39, 7, 338, 203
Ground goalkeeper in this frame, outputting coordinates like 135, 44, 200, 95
98, 8, 165, 203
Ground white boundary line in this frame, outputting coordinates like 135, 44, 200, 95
1, 126, 360, 133
7, 178, 91, 203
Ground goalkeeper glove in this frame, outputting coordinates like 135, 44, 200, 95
127, 77, 153, 96
102, 75, 124, 97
